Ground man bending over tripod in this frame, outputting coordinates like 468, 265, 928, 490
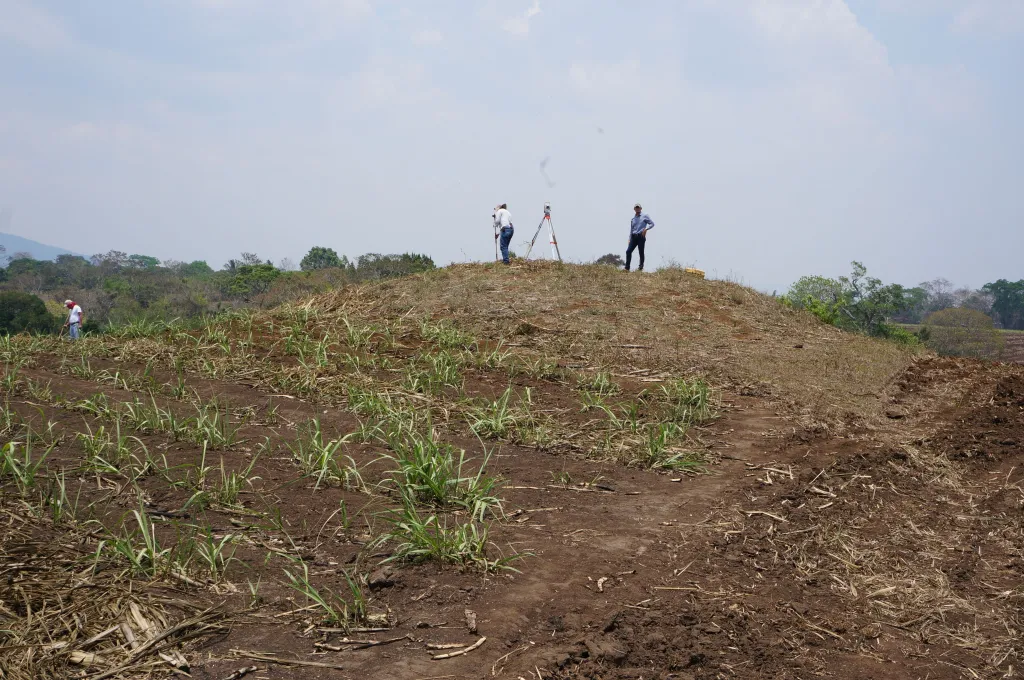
625, 202, 654, 272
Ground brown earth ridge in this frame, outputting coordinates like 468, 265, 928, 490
0, 262, 1019, 680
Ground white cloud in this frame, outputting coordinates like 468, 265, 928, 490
189, 0, 373, 46
195, 0, 371, 17
413, 28, 443, 45
953, 0, 1024, 35
896, 63, 982, 120
568, 60, 673, 98
875, 0, 1024, 34
501, 0, 541, 37
60, 122, 103, 143
337, 59, 442, 114
747, 0, 890, 70
0, 0, 72, 50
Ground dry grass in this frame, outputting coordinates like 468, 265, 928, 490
0, 502, 225, 679
739, 445, 1023, 675
311, 262, 916, 424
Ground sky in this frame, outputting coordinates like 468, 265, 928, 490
0, 0, 1021, 293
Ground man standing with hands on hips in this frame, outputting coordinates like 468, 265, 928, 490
625, 202, 654, 272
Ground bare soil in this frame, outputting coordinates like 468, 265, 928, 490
1, 264, 1020, 680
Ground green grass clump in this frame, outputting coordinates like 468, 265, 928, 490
467, 387, 533, 440
402, 351, 464, 395
0, 437, 52, 494
660, 377, 716, 425
288, 418, 363, 490
283, 560, 367, 630
419, 319, 476, 351
370, 498, 521, 573
385, 430, 501, 520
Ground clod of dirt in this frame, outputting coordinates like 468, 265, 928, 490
859, 623, 881, 639
739, 382, 774, 397
686, 652, 708, 667
642, 631, 666, 649
602, 610, 623, 633
678, 613, 698, 627
885, 408, 907, 419
548, 615, 566, 632
584, 637, 629, 664
368, 566, 396, 590
536, 647, 576, 669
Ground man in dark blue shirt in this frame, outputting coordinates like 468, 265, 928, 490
625, 202, 654, 272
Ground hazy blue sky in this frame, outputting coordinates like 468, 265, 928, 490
1, 0, 1021, 292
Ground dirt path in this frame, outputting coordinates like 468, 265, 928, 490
4, 339, 1020, 680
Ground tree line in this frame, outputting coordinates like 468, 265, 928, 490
786, 266, 1024, 328
785, 263, 1020, 358
0, 246, 434, 334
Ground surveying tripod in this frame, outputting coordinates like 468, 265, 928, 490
524, 202, 562, 262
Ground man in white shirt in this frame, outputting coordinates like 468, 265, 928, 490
64, 300, 84, 340
493, 203, 514, 265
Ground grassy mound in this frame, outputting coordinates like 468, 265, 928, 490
312, 261, 915, 422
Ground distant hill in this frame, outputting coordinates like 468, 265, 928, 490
0, 232, 80, 264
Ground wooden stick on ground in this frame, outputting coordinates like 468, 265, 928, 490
741, 510, 788, 522
221, 666, 258, 680
432, 636, 486, 660
314, 635, 410, 651
230, 650, 346, 670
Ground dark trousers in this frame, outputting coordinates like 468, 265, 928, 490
499, 226, 514, 264
625, 233, 646, 270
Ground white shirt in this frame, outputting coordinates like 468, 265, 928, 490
68, 305, 82, 324
493, 208, 512, 229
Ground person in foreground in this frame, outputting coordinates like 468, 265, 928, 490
625, 202, 654, 272
64, 300, 84, 339
493, 203, 514, 265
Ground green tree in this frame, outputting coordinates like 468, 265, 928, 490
924, 308, 1004, 358
126, 254, 161, 270
356, 253, 435, 280
300, 246, 343, 271
982, 279, 1024, 330
891, 286, 929, 323
836, 262, 913, 335
178, 260, 214, 278
91, 250, 129, 268
223, 252, 269, 272
786, 262, 915, 337
595, 253, 625, 267
784, 275, 845, 309
228, 263, 280, 301
0, 291, 58, 334
52, 254, 91, 287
